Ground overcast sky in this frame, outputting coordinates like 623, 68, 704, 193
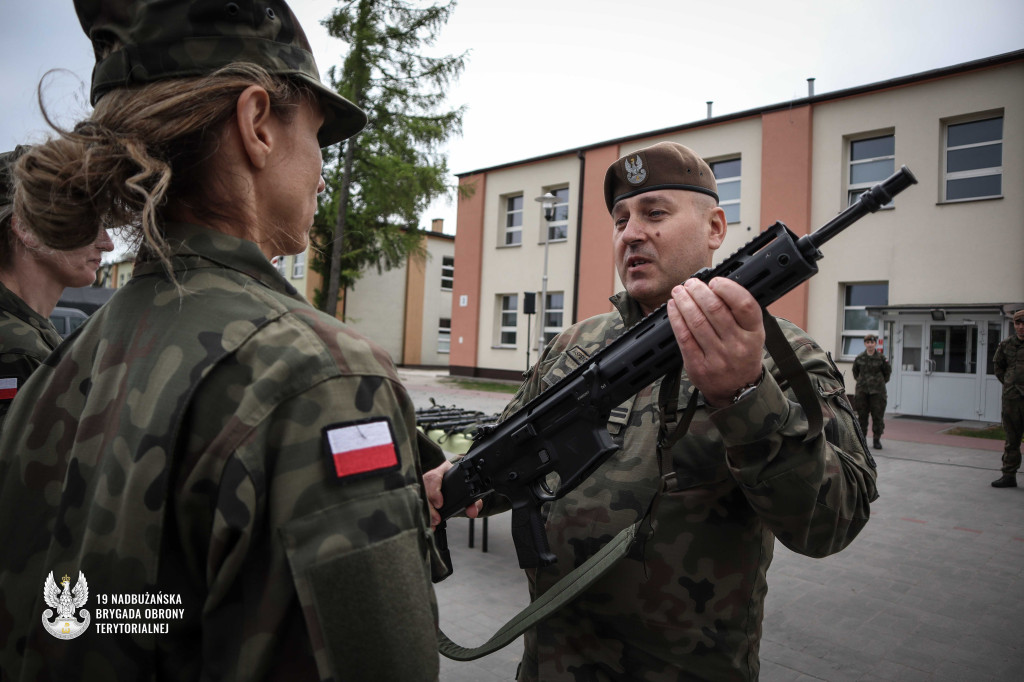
1, 0, 1021, 253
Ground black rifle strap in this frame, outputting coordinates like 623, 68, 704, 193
761, 310, 823, 442
437, 521, 638, 661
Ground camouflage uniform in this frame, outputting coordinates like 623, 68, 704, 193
993, 334, 1024, 475
851, 349, 891, 440
0, 223, 444, 681
0, 281, 62, 426
501, 292, 877, 682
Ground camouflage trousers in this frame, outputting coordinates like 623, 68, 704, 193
854, 392, 887, 438
1001, 397, 1024, 474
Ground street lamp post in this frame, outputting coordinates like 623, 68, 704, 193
534, 192, 557, 357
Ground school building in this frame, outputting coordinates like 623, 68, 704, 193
448, 49, 1024, 423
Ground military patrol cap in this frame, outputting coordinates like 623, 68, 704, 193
864, 334, 878, 342
74, 0, 366, 148
604, 141, 719, 213
1013, 310, 1024, 322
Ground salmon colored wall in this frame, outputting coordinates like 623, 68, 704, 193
450, 174, 485, 373
576, 145, 622, 321
760, 106, 813, 329
402, 237, 427, 365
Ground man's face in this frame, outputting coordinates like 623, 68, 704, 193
1014, 318, 1024, 340
611, 189, 726, 314
864, 339, 877, 354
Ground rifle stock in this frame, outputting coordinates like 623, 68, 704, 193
435, 165, 917, 575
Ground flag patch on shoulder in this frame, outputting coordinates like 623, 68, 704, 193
323, 418, 400, 481
0, 378, 18, 401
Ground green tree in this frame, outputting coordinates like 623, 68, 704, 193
312, 0, 466, 317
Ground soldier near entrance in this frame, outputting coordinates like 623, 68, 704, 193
991, 309, 1024, 488
853, 333, 891, 449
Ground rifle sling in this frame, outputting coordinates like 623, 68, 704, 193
437, 521, 637, 661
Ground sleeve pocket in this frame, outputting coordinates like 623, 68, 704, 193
280, 486, 439, 681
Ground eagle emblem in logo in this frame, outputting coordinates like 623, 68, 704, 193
42, 571, 90, 640
624, 155, 647, 185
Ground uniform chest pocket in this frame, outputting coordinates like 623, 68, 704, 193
662, 406, 730, 491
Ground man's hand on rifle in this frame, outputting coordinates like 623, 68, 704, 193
667, 277, 766, 408
424, 460, 484, 529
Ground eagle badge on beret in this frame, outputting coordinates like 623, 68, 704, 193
624, 155, 647, 185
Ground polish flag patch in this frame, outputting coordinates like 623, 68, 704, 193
323, 418, 401, 481
0, 378, 17, 401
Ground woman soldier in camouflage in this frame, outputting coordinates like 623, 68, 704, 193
0, 146, 113, 426
0, 2, 445, 680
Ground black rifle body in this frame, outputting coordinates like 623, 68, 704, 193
436, 166, 917, 572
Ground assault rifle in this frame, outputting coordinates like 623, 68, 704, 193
435, 166, 917, 573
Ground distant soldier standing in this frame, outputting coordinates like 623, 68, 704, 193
853, 333, 891, 449
991, 309, 1024, 488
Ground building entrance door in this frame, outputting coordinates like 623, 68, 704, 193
892, 314, 1003, 421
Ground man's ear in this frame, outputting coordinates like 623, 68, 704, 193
235, 85, 274, 170
707, 205, 727, 250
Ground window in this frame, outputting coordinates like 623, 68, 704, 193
438, 318, 451, 354
710, 158, 741, 223
273, 255, 287, 277
292, 252, 305, 278
944, 115, 1002, 201
503, 195, 523, 246
542, 292, 564, 346
841, 283, 887, 359
441, 256, 454, 291
544, 187, 569, 242
497, 294, 518, 346
848, 134, 894, 206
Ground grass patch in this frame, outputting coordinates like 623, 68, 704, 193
945, 424, 1008, 440
440, 377, 519, 395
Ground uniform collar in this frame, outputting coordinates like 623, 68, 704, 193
0, 279, 63, 347
609, 290, 647, 328
132, 222, 301, 298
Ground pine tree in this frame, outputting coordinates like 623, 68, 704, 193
312, 0, 466, 317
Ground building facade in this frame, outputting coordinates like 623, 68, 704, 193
450, 50, 1024, 423
276, 219, 455, 368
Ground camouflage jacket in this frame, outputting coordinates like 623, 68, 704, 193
0, 224, 441, 681
0, 280, 62, 425
504, 292, 877, 682
852, 350, 891, 395
993, 334, 1024, 400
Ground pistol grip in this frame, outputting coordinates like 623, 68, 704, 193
511, 502, 556, 569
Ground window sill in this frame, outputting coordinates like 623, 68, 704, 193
491, 345, 518, 350
497, 243, 522, 249
938, 195, 1003, 205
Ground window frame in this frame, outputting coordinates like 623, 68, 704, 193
441, 255, 454, 291
542, 291, 564, 346
438, 318, 451, 354
496, 294, 518, 348
540, 186, 570, 243
709, 157, 741, 224
847, 132, 895, 208
942, 113, 1003, 203
292, 252, 306, 278
501, 194, 524, 247
839, 282, 888, 361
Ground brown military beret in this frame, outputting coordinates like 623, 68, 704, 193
604, 141, 718, 213
1013, 310, 1024, 322
74, 0, 365, 148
